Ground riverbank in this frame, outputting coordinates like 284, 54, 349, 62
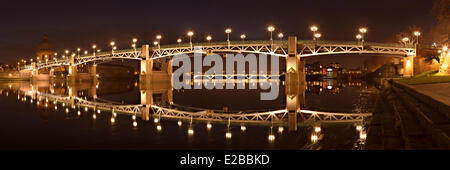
366, 79, 450, 149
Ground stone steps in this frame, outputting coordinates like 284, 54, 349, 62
391, 85, 450, 149
388, 88, 435, 149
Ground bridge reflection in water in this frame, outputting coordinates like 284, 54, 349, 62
1, 77, 373, 149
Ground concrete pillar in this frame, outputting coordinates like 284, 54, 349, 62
286, 36, 299, 83
31, 62, 38, 81
68, 54, 78, 82
140, 45, 153, 75
140, 89, 153, 121
403, 56, 414, 77
285, 36, 301, 132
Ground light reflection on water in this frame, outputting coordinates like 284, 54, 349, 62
0, 79, 375, 150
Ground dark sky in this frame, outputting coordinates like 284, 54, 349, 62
0, 0, 436, 67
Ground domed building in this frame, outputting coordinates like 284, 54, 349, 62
36, 34, 55, 63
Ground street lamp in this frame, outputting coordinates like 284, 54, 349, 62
156, 35, 162, 49
402, 37, 410, 47
225, 28, 232, 47
84, 51, 88, 55
267, 25, 275, 46
356, 34, 362, 45
187, 31, 194, 48
278, 33, 284, 43
153, 41, 159, 49
310, 25, 318, 40
92, 45, 97, 56
177, 38, 182, 47
110, 41, 115, 54
359, 27, 367, 45
414, 31, 421, 44
65, 50, 69, 60
206, 35, 212, 44
314, 33, 321, 45
77, 48, 81, 57
240, 34, 246, 43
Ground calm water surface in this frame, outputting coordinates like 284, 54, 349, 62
0, 79, 376, 150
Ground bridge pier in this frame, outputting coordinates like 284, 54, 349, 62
285, 36, 306, 132
402, 56, 414, 77
140, 80, 173, 121
30, 62, 52, 82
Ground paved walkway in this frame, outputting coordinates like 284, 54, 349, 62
409, 82, 450, 107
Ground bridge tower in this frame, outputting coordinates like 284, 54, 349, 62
285, 36, 306, 132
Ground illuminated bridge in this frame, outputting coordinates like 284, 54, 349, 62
21, 40, 415, 71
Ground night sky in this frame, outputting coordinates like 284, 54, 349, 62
0, 0, 437, 67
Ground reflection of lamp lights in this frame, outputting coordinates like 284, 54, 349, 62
311, 134, 318, 143
93, 114, 97, 119
132, 115, 136, 120
157, 125, 162, 131
97, 110, 101, 114
278, 126, 284, 133
226, 131, 232, 139
66, 108, 69, 113
207, 122, 212, 130
54, 106, 57, 110
360, 132, 367, 140
356, 125, 362, 131
77, 110, 81, 116
154, 118, 159, 123
85, 107, 88, 112
133, 121, 138, 127
111, 117, 115, 123
314, 126, 321, 133
241, 125, 246, 132
177, 121, 182, 126
188, 127, 194, 136
268, 134, 275, 141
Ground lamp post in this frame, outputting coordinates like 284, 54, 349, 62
314, 33, 321, 46
65, 50, 69, 60
177, 38, 182, 47
240, 34, 246, 43
77, 48, 81, 57
92, 45, 97, 56
187, 31, 194, 49
402, 37, 410, 47
310, 25, 318, 40
267, 26, 275, 47
153, 41, 159, 50
278, 33, 284, 44
156, 35, 162, 50
359, 27, 367, 46
110, 41, 115, 54
132, 38, 138, 53
356, 34, 362, 45
206, 35, 212, 44
414, 31, 421, 45
225, 28, 232, 47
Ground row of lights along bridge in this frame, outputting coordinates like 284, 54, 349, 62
17, 25, 422, 65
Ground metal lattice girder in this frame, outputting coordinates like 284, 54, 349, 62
298, 44, 415, 57
21, 40, 415, 71
151, 44, 288, 59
